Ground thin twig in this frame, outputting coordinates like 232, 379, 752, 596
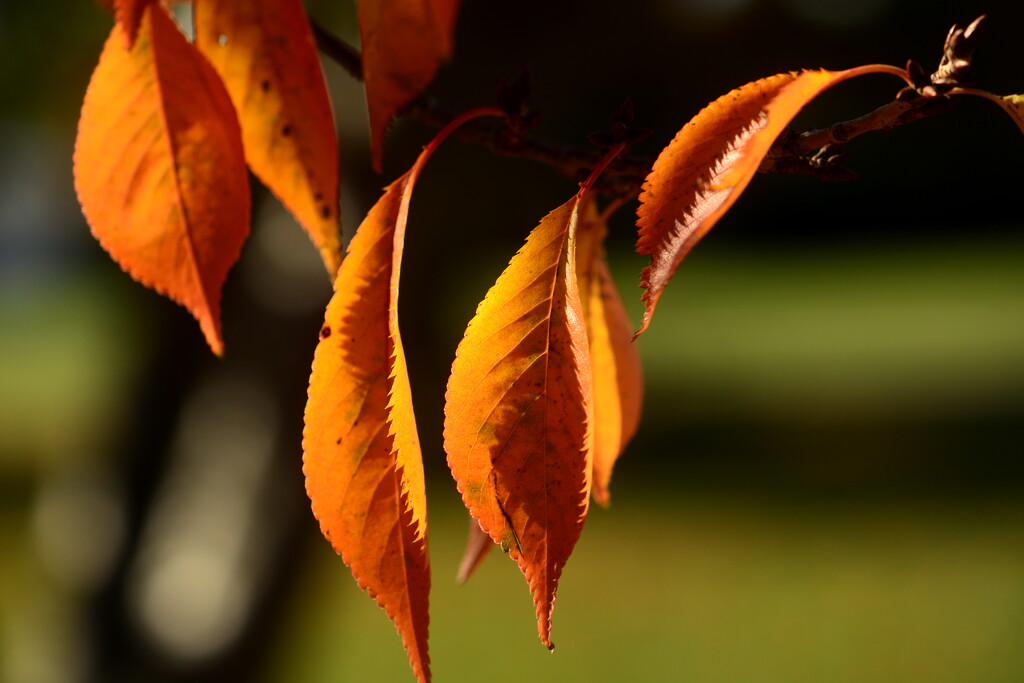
311, 20, 362, 81
311, 18, 984, 196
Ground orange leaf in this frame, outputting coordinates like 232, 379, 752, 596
455, 516, 494, 584
635, 65, 907, 336
114, 0, 156, 48
303, 170, 430, 681
358, 0, 462, 171
74, 4, 250, 355
576, 200, 643, 506
194, 0, 343, 276
445, 196, 592, 650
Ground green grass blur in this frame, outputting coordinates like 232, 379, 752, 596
264, 234, 1024, 683
268, 492, 1024, 683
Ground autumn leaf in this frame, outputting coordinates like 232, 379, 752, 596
194, 0, 343, 276
303, 107, 501, 683
576, 200, 642, 506
455, 516, 494, 584
114, 0, 155, 47
74, 3, 250, 355
303, 164, 430, 682
445, 196, 592, 649
452, 199, 640, 583
634, 65, 908, 336
358, 0, 462, 171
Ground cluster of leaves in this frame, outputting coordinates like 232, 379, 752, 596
74, 4, 1024, 682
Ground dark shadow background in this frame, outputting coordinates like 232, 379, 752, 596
2, 1, 1024, 681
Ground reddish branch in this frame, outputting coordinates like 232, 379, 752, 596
313, 16, 987, 197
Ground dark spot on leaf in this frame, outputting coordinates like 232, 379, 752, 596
336, 437, 342, 445
320, 325, 332, 339
320, 204, 331, 219
260, 80, 271, 92
282, 124, 293, 137
314, 191, 324, 201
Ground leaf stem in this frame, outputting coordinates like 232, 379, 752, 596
578, 144, 626, 198
410, 107, 507, 181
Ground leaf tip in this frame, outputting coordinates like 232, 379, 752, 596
200, 318, 226, 357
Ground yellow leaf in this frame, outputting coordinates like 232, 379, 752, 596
195, 0, 343, 276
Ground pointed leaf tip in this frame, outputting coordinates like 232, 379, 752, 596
74, 4, 249, 355
304, 167, 430, 682
445, 196, 593, 648
195, 0, 343, 277
455, 517, 494, 584
114, 0, 156, 48
359, 0, 463, 170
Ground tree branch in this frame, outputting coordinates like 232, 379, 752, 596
312, 17, 986, 197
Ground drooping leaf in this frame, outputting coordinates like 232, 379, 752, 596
455, 516, 494, 584
194, 0, 343, 276
955, 90, 1024, 136
358, 0, 462, 171
445, 196, 592, 649
576, 200, 643, 506
303, 170, 430, 682
635, 65, 906, 336
114, 0, 156, 47
74, 3, 250, 355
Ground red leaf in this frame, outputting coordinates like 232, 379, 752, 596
635, 65, 907, 336
194, 0, 343, 276
74, 4, 250, 355
303, 167, 430, 682
359, 0, 462, 171
445, 196, 592, 649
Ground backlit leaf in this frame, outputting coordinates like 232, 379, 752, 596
114, 0, 155, 47
445, 196, 592, 649
635, 65, 906, 336
576, 200, 643, 506
455, 516, 493, 584
358, 0, 462, 171
195, 0, 343, 276
303, 167, 430, 681
74, 4, 250, 355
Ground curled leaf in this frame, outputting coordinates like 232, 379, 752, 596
955, 90, 1024, 136
576, 200, 643, 506
303, 161, 430, 682
445, 197, 592, 650
74, 4, 250, 355
358, 0, 462, 170
195, 0, 343, 276
635, 65, 907, 336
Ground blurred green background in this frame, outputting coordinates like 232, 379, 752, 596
2, 0, 1024, 681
